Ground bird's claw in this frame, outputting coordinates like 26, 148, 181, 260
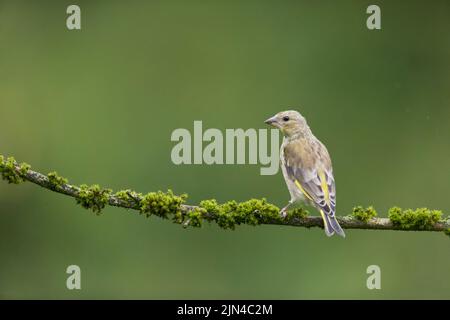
280, 207, 288, 219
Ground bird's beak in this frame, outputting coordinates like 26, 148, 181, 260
264, 116, 279, 127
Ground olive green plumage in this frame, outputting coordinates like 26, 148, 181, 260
265, 110, 345, 237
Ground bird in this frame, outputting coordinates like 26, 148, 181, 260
264, 110, 345, 237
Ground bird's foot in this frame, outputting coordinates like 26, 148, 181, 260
280, 207, 288, 219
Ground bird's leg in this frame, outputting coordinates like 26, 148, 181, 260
280, 200, 293, 219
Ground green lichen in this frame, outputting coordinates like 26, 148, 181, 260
114, 189, 133, 202
5, 153, 450, 235
197, 198, 281, 230
19, 162, 31, 176
352, 206, 377, 222
183, 207, 207, 228
198, 199, 233, 228
139, 189, 187, 219
199, 199, 220, 214
47, 171, 68, 190
114, 189, 143, 208
388, 207, 442, 230
0, 155, 30, 184
76, 184, 112, 214
286, 207, 309, 220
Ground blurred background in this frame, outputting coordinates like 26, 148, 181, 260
1, 0, 449, 299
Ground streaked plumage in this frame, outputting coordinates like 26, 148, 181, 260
265, 110, 345, 237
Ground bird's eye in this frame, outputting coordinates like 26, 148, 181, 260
282, 116, 290, 122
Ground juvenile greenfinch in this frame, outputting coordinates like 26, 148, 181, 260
265, 110, 345, 237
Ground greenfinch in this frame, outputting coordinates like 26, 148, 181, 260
265, 110, 345, 237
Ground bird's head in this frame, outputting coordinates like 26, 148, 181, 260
264, 110, 310, 137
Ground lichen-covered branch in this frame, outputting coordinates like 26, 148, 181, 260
1, 155, 449, 236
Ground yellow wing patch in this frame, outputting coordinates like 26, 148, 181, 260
318, 170, 330, 206
294, 180, 313, 201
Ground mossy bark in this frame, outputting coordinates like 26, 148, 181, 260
1, 155, 449, 235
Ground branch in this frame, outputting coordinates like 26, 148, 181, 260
1, 155, 449, 236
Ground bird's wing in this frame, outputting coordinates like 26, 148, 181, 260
283, 139, 336, 217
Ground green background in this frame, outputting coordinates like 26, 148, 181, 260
1, 0, 449, 299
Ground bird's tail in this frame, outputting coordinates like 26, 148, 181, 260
320, 210, 346, 238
